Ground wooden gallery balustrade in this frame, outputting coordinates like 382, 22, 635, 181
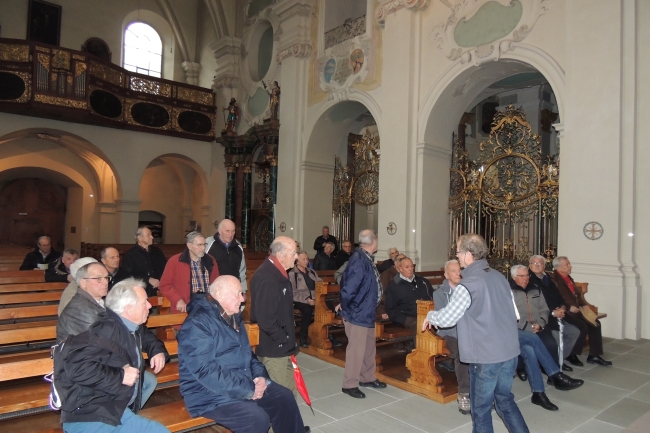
0, 38, 216, 141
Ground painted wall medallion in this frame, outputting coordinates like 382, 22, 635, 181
387, 222, 397, 235
324, 58, 336, 83
349, 49, 364, 74
279, 222, 286, 232
583, 221, 603, 240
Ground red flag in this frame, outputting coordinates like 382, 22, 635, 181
291, 354, 314, 415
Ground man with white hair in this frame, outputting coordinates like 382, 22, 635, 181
206, 219, 247, 293
376, 247, 399, 274
20, 235, 60, 270
57, 278, 169, 433
178, 276, 308, 433
160, 231, 219, 314
339, 229, 387, 398
250, 236, 300, 396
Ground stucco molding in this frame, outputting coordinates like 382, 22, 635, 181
301, 161, 335, 173
276, 42, 313, 63
431, 0, 551, 65
375, 0, 430, 26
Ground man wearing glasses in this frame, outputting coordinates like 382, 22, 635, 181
422, 234, 529, 433
159, 231, 220, 314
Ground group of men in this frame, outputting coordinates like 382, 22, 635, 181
30, 224, 611, 433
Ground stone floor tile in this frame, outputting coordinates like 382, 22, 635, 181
594, 398, 650, 428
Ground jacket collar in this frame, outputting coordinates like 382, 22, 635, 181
179, 248, 214, 272
76, 286, 105, 308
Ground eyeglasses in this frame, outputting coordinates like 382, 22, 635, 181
515, 274, 530, 278
530, 261, 544, 266
83, 276, 111, 282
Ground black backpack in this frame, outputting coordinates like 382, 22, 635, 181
45, 328, 130, 412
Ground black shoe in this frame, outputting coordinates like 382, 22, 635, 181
587, 355, 612, 366
300, 337, 309, 348
550, 372, 584, 391
393, 342, 407, 353
531, 392, 558, 411
359, 379, 387, 389
304, 427, 311, 433
329, 333, 343, 347
516, 368, 528, 381
566, 355, 584, 367
562, 363, 573, 372
342, 387, 366, 398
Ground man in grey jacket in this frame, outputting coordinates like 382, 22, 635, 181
432, 260, 470, 415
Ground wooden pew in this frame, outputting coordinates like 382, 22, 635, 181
405, 300, 452, 400
0, 282, 67, 294
0, 270, 45, 285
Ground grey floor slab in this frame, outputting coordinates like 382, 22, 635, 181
302, 367, 348, 400
544, 380, 630, 411
295, 353, 340, 373
377, 395, 471, 433
595, 398, 650, 428
310, 389, 398, 420
570, 419, 624, 433
297, 402, 338, 429
317, 410, 427, 433
573, 366, 650, 391
609, 353, 650, 375
602, 342, 638, 355
629, 344, 650, 358
514, 398, 600, 433
629, 381, 650, 403
366, 383, 414, 400
618, 339, 650, 348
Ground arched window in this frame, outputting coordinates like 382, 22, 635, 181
123, 22, 162, 78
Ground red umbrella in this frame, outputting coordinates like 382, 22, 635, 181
291, 354, 314, 415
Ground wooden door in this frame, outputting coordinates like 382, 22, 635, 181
0, 179, 66, 250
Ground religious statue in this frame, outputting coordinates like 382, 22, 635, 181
263, 81, 280, 120
222, 98, 239, 133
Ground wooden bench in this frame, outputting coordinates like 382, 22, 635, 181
0, 270, 45, 285
0, 282, 67, 294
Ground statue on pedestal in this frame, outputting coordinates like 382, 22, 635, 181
264, 81, 280, 120
222, 98, 239, 133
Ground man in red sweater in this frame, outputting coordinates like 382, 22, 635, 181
159, 231, 219, 314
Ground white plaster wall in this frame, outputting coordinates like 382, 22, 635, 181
139, 164, 184, 243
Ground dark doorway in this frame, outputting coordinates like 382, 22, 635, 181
0, 178, 66, 250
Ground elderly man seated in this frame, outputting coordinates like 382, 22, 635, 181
57, 279, 169, 433
384, 256, 434, 352
528, 255, 581, 371
313, 242, 337, 271
510, 265, 584, 411
20, 236, 61, 270
45, 248, 78, 282
377, 247, 400, 274
178, 276, 308, 433
551, 256, 612, 366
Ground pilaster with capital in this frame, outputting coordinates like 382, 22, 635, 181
182, 61, 201, 86
115, 199, 142, 243
241, 164, 253, 248
375, 0, 429, 27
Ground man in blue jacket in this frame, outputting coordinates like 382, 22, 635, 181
178, 275, 306, 433
340, 229, 387, 398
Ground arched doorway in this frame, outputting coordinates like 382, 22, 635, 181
418, 57, 564, 269
0, 176, 67, 250
302, 100, 380, 253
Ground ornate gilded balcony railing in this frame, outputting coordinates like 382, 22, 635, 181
0, 38, 216, 141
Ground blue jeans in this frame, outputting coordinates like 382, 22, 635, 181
142, 371, 157, 406
63, 408, 169, 433
469, 357, 529, 433
518, 330, 560, 393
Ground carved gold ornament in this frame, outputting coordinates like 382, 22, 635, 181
0, 43, 30, 62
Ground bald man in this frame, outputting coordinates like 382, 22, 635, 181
206, 219, 248, 293
250, 236, 299, 396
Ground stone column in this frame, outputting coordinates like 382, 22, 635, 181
115, 199, 141, 243
269, 158, 278, 241
211, 37, 242, 132
98, 201, 117, 243
241, 165, 252, 248
182, 61, 201, 86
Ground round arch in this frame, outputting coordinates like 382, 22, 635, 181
415, 44, 565, 270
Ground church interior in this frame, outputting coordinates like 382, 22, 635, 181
0, 0, 649, 431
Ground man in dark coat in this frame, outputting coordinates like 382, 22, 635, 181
45, 248, 78, 282
250, 236, 300, 397
551, 256, 612, 366
178, 276, 307, 433
58, 278, 169, 433
385, 256, 434, 332
122, 226, 167, 297
313, 226, 338, 255
335, 240, 353, 268
313, 242, 337, 271
20, 235, 61, 270
206, 218, 247, 293
340, 229, 387, 398
101, 247, 129, 290
376, 247, 399, 274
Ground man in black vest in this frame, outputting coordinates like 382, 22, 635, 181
206, 219, 247, 293
121, 226, 167, 297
